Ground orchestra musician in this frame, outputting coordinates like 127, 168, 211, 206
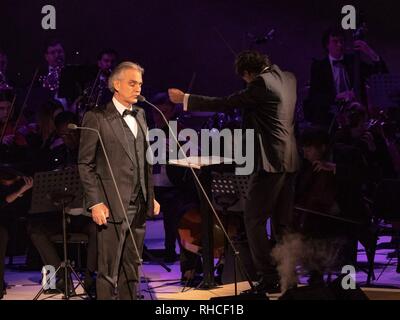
0, 168, 33, 300
304, 27, 388, 127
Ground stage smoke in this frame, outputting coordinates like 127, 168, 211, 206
272, 233, 344, 293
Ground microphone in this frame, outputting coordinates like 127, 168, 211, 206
72, 123, 145, 288
138, 94, 255, 291
67, 123, 78, 130
137, 95, 145, 103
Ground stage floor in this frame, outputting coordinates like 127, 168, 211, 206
3, 256, 400, 300
2, 220, 400, 300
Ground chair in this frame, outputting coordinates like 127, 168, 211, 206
50, 233, 89, 271
367, 179, 400, 285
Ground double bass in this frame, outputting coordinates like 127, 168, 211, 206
352, 21, 368, 104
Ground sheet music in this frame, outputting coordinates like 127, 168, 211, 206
168, 156, 234, 169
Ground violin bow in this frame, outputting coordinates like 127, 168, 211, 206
13, 67, 39, 134
0, 93, 17, 143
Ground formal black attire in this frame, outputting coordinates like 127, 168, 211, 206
185, 65, 300, 285
78, 100, 154, 300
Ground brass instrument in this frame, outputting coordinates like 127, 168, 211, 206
38, 65, 62, 91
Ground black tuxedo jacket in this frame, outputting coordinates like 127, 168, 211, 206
78, 101, 155, 222
305, 54, 388, 125
187, 64, 299, 173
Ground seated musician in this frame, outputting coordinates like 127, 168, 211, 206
27, 100, 64, 172
39, 40, 67, 108
68, 48, 118, 118
26, 112, 97, 296
0, 91, 31, 165
296, 126, 371, 285
0, 168, 33, 299
87, 48, 118, 109
334, 102, 397, 197
43, 111, 80, 170
336, 103, 400, 260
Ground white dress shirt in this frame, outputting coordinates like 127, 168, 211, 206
113, 97, 138, 138
183, 93, 190, 111
329, 55, 350, 94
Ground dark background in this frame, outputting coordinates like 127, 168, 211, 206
0, 0, 399, 100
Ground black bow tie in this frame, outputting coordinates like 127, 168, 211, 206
122, 108, 139, 118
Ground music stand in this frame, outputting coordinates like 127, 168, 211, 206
30, 168, 91, 300
168, 156, 233, 289
168, 156, 255, 296
211, 173, 250, 295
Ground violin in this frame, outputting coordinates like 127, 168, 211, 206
178, 206, 225, 258
0, 122, 32, 147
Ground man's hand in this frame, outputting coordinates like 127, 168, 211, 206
354, 40, 380, 61
153, 199, 160, 216
91, 203, 109, 225
168, 88, 185, 104
312, 160, 336, 174
19, 176, 33, 193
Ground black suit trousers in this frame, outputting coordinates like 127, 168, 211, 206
244, 171, 296, 278
96, 193, 146, 300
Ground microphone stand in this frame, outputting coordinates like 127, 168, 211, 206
72, 124, 150, 300
138, 95, 255, 295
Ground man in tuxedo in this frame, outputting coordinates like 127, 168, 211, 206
78, 61, 160, 300
169, 50, 299, 293
304, 28, 388, 126
26, 40, 67, 122
39, 40, 66, 103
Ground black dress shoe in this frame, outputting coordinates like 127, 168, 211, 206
2, 281, 7, 297
241, 280, 281, 295
84, 275, 97, 299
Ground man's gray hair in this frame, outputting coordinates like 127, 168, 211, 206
108, 61, 144, 93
